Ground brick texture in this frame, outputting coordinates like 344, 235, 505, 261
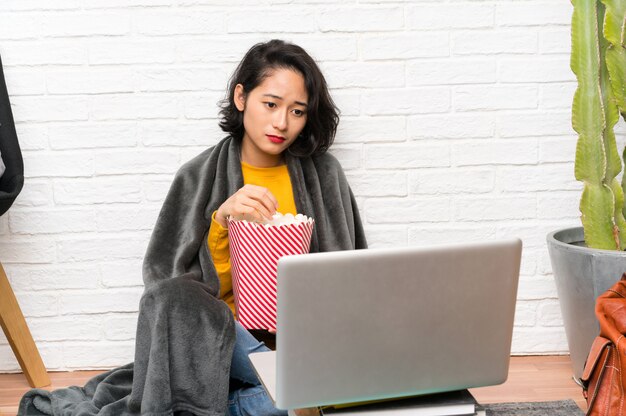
0, 0, 574, 371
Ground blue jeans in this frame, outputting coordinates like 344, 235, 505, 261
228, 322, 288, 416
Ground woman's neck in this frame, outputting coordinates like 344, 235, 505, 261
240, 140, 285, 167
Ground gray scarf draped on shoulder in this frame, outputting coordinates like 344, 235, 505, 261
18, 136, 367, 416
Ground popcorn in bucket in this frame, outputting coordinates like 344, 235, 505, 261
227, 213, 315, 330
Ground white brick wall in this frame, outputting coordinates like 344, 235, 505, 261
0, 0, 583, 372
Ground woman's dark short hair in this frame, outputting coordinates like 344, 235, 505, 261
219, 39, 339, 157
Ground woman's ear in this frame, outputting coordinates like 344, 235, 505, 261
234, 84, 246, 112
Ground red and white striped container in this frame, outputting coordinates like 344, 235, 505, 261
227, 214, 315, 330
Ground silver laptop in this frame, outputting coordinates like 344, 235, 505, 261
249, 238, 522, 410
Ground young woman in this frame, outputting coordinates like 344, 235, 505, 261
17, 39, 366, 416
210, 40, 368, 416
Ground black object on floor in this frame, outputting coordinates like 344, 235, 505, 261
0, 53, 24, 217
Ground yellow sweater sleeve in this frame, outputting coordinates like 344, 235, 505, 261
208, 211, 237, 317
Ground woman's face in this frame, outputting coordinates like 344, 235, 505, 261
235, 67, 309, 167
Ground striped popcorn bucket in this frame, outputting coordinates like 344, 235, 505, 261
227, 214, 315, 330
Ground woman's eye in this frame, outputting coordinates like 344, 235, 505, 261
265, 102, 276, 109
293, 109, 305, 117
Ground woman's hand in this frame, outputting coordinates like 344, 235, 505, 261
215, 184, 279, 228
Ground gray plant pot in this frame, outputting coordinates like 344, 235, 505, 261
546, 226, 626, 380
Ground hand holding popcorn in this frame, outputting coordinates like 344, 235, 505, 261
215, 184, 279, 227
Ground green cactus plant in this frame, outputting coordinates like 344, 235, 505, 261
572, 0, 626, 250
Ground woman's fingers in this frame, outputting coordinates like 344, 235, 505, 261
240, 186, 278, 219
244, 184, 278, 211
217, 185, 280, 226
229, 186, 279, 222
237, 202, 271, 222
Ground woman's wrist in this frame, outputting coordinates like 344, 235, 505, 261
215, 209, 228, 228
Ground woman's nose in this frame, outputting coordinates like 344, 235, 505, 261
273, 110, 288, 131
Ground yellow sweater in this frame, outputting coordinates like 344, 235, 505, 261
207, 161, 297, 317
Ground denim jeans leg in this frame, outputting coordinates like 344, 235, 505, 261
228, 385, 288, 416
228, 322, 288, 416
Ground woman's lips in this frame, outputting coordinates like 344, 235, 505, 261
266, 135, 286, 144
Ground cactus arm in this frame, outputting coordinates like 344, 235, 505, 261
580, 185, 618, 248
602, 0, 626, 45
610, 178, 626, 249
605, 49, 626, 117
622, 147, 626, 217
600, 2, 623, 180
599, 62, 622, 183
600, 0, 626, 248
572, 0, 619, 249
602, 0, 626, 117
572, 0, 606, 185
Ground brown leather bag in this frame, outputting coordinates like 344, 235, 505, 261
581, 274, 626, 415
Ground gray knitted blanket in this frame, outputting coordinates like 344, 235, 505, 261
18, 136, 367, 415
